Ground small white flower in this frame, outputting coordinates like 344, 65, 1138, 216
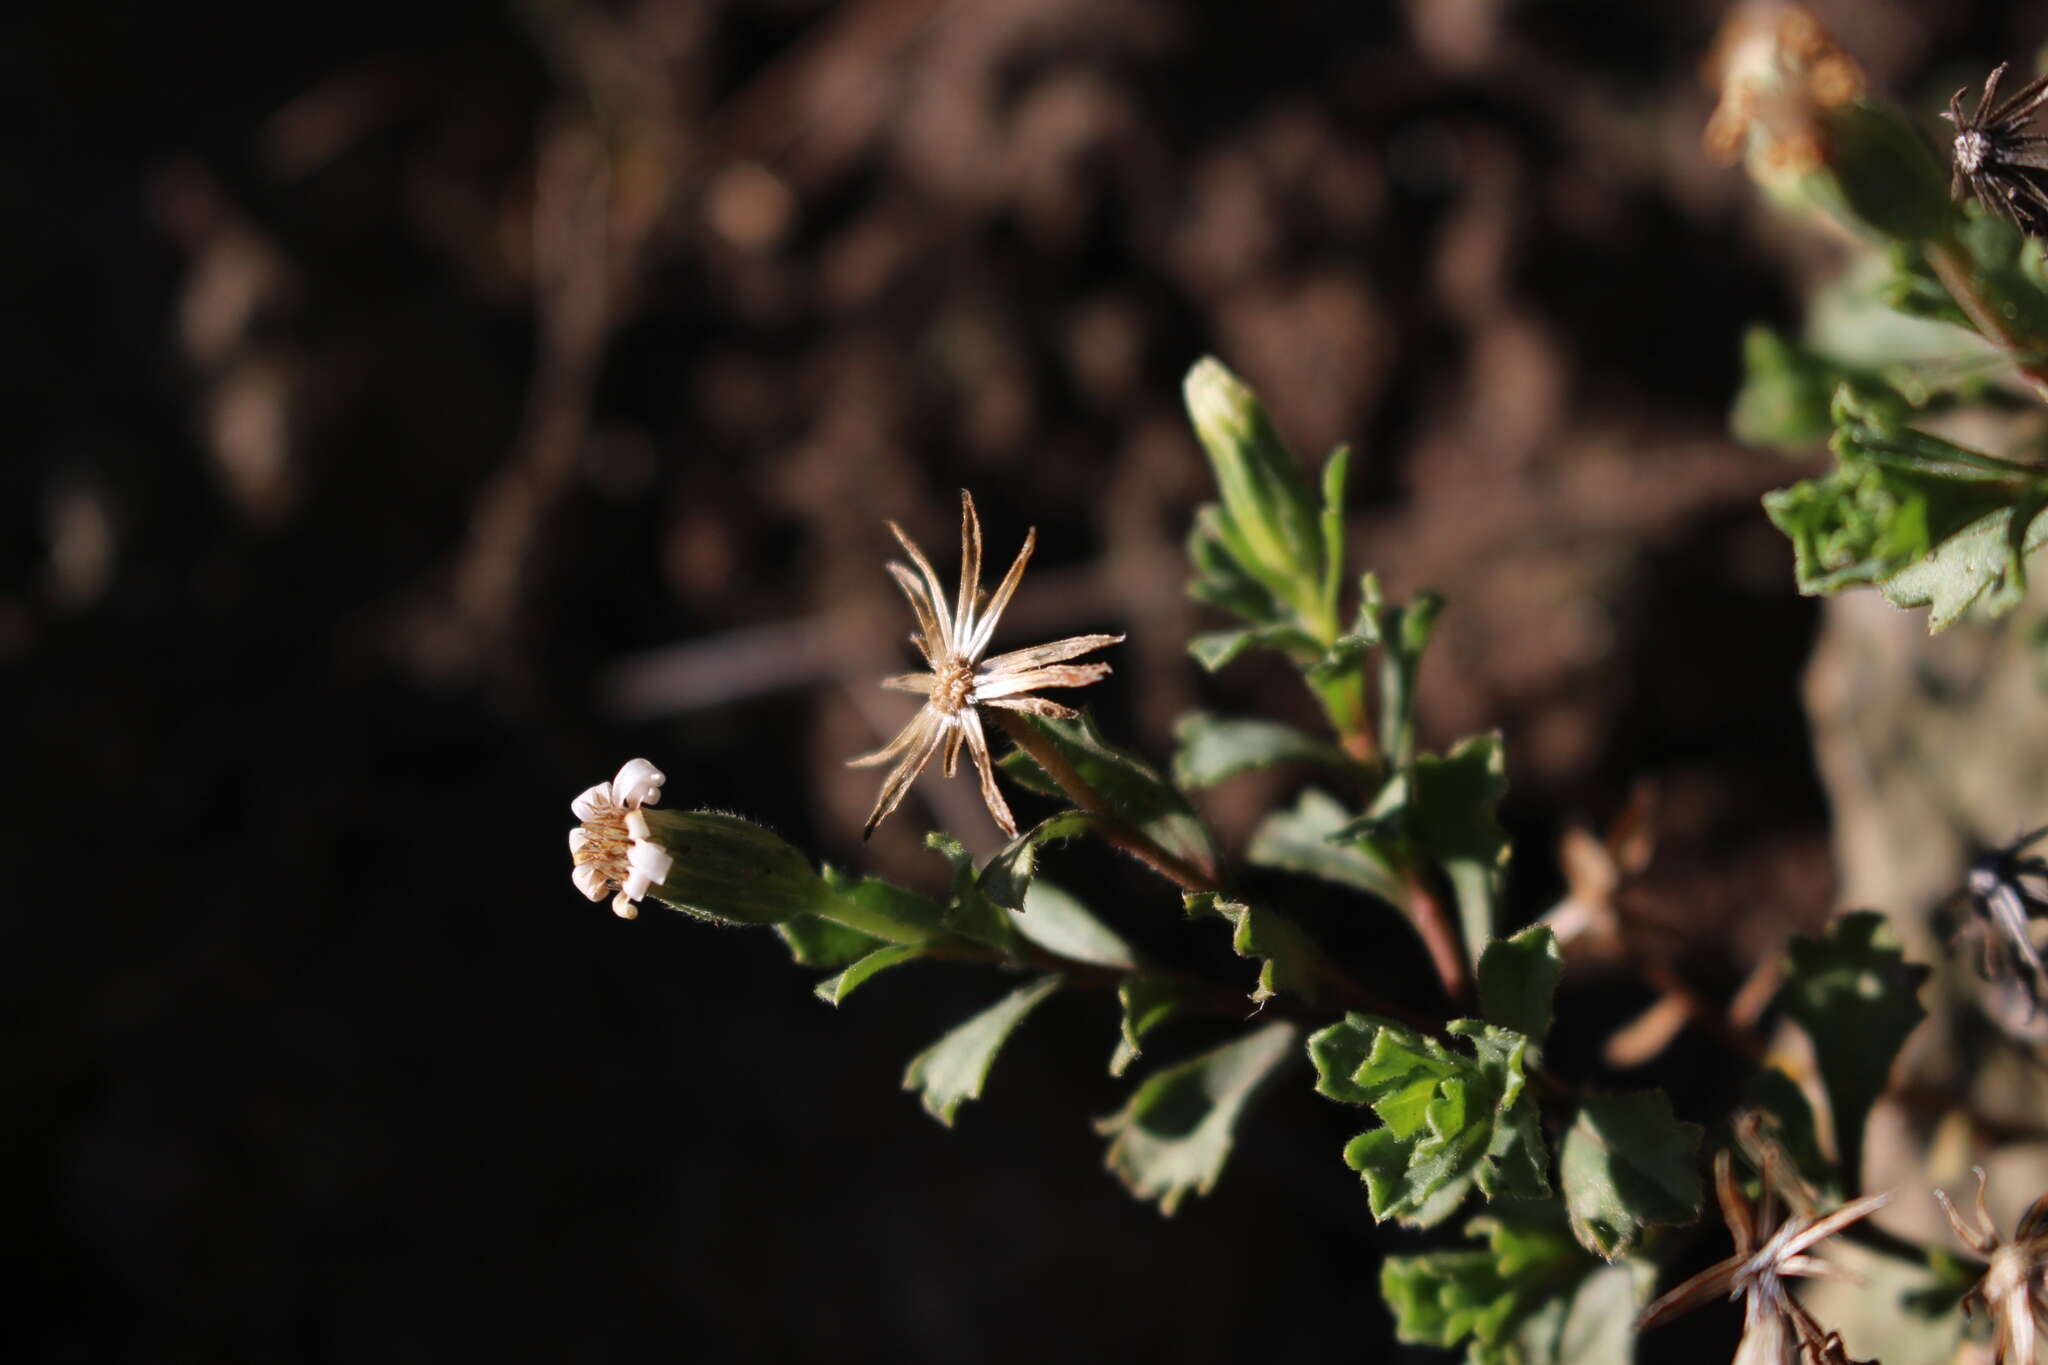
569, 758, 675, 919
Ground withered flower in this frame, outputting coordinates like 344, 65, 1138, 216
852, 491, 1121, 839
1637, 1123, 1889, 1364
1936, 1167, 2048, 1364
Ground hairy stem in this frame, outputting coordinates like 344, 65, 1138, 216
989, 709, 1222, 893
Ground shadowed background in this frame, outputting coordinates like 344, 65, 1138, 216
5, 1, 2031, 1360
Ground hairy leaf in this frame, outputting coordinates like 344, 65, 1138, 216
1097, 1020, 1295, 1214
1187, 891, 1345, 1006
810, 866, 947, 946
1478, 925, 1563, 1047
1558, 1091, 1703, 1259
1246, 788, 1406, 907
1779, 911, 1927, 1185
1310, 1013, 1550, 1227
902, 975, 1062, 1126
1171, 712, 1349, 789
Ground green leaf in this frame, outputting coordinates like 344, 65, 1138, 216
1246, 788, 1406, 907
1478, 925, 1563, 1046
1009, 880, 1136, 970
775, 913, 887, 968
1778, 911, 1928, 1185
979, 811, 1094, 912
1171, 712, 1351, 789
998, 710, 1215, 872
902, 975, 1063, 1126
1109, 973, 1199, 1077
1372, 584, 1443, 767
1309, 1013, 1550, 1227
1183, 357, 1327, 624
1558, 1091, 1703, 1260
1408, 732, 1511, 968
1187, 891, 1345, 1006
1380, 1202, 1648, 1365
923, 832, 1023, 952
815, 945, 928, 1005
811, 866, 947, 946
1097, 1020, 1296, 1214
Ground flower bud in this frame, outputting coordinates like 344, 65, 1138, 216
1183, 357, 1326, 622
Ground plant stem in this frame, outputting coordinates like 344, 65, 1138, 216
989, 709, 1222, 893
1925, 237, 2048, 403
1403, 863, 1472, 1007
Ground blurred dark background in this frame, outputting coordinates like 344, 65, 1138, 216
5, 1, 2032, 1360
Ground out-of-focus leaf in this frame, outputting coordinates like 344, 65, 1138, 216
1778, 911, 1928, 1185
1732, 326, 1900, 451
1477, 925, 1563, 1046
1247, 788, 1406, 907
1097, 1020, 1295, 1215
979, 810, 1094, 912
998, 710, 1215, 872
1310, 1013, 1550, 1227
1009, 880, 1135, 970
1318, 443, 1351, 628
1557, 1091, 1703, 1259
815, 945, 928, 1005
903, 975, 1062, 1126
1187, 891, 1345, 1006
1890, 213, 2048, 347
1764, 390, 2045, 609
1171, 712, 1349, 789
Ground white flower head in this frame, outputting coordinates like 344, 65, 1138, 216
569, 758, 674, 919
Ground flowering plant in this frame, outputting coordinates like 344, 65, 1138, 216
558, 11, 2048, 1361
